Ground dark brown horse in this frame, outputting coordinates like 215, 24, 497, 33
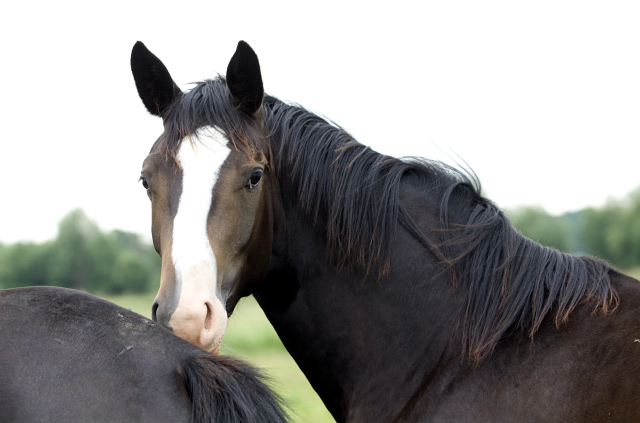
0, 286, 288, 423
131, 40, 640, 422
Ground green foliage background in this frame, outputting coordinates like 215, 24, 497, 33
0, 209, 160, 294
507, 186, 640, 271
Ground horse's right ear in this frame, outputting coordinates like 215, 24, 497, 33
130, 41, 181, 117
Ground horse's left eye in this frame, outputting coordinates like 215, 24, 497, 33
139, 176, 149, 190
246, 171, 262, 190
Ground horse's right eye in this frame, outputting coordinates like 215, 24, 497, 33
139, 176, 149, 190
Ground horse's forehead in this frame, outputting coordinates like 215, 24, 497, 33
176, 127, 232, 172
142, 127, 234, 173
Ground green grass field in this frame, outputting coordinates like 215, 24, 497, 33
101, 293, 335, 423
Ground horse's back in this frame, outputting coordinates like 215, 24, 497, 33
415, 270, 640, 423
0, 286, 193, 423
516, 270, 640, 422
583, 270, 640, 421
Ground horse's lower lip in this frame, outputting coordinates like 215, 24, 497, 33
212, 344, 221, 355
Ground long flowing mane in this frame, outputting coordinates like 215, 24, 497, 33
158, 78, 618, 363
262, 95, 618, 363
264, 95, 452, 277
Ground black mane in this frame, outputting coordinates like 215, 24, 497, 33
263, 95, 455, 277
439, 193, 618, 361
162, 79, 618, 362
262, 95, 618, 362
181, 354, 289, 423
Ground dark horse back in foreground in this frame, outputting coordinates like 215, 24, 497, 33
132, 41, 640, 422
0, 287, 288, 423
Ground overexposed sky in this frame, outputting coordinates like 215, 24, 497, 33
1, 1, 639, 244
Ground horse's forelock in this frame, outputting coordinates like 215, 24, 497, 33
158, 78, 263, 163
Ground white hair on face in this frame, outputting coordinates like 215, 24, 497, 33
171, 126, 231, 350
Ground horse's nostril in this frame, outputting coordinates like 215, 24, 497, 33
151, 302, 159, 322
203, 302, 213, 330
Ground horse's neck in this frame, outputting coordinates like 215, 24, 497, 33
255, 195, 463, 423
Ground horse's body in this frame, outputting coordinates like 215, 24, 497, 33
254, 125, 640, 421
0, 286, 287, 423
131, 41, 640, 422
258, 248, 640, 422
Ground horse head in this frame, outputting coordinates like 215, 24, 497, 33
131, 41, 273, 353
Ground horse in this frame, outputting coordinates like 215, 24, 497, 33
131, 40, 640, 422
0, 286, 288, 423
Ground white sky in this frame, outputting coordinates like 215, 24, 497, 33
1, 1, 639, 244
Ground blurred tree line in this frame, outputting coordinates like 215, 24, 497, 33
2, 188, 639, 294
0, 209, 160, 294
508, 187, 640, 270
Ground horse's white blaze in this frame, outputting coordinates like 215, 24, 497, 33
170, 126, 230, 352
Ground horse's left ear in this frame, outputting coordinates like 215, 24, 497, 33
226, 41, 264, 115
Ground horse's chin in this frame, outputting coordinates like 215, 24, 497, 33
198, 334, 223, 355
199, 321, 225, 355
